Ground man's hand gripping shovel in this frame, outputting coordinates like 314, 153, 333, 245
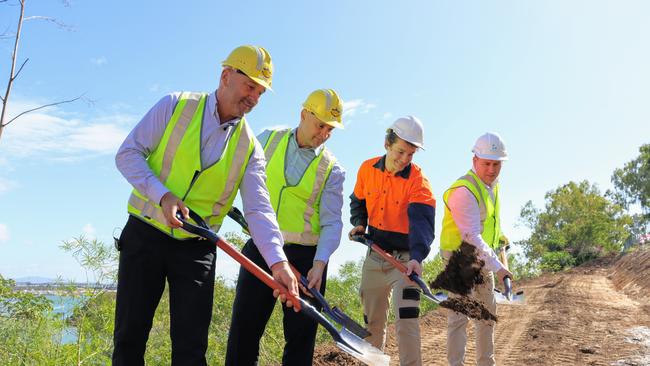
493, 245, 525, 305
176, 209, 389, 366
349, 234, 446, 304
227, 207, 371, 339
350, 234, 503, 321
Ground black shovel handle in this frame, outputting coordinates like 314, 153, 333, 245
227, 207, 371, 338
175, 209, 368, 354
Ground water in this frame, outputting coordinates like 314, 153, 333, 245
45, 295, 82, 344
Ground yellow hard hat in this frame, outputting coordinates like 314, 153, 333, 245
222, 45, 274, 90
302, 89, 344, 129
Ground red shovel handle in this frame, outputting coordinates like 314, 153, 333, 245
215, 237, 302, 312
369, 243, 408, 272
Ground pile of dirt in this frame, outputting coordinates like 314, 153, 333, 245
429, 242, 485, 296
611, 247, 650, 304
312, 345, 362, 366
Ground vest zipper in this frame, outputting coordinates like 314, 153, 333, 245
276, 185, 286, 224
183, 170, 202, 201
172, 170, 201, 237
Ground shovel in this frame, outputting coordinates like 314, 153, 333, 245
350, 234, 446, 304
495, 245, 525, 305
176, 209, 389, 366
433, 245, 525, 306
227, 207, 371, 339
433, 281, 525, 305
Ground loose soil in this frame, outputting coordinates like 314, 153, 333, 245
314, 247, 650, 366
429, 242, 496, 321
430, 242, 485, 296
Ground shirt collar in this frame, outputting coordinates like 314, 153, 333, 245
373, 155, 411, 179
470, 167, 498, 188
209, 91, 241, 128
290, 128, 324, 155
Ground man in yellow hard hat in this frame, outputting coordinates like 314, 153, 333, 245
225, 89, 346, 366
113, 45, 298, 365
440, 132, 514, 366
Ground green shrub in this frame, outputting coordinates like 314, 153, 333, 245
539, 251, 575, 272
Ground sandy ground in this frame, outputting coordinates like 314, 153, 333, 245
314, 248, 650, 366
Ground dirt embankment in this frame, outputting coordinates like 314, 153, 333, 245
314, 247, 650, 366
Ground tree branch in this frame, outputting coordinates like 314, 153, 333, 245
2, 94, 83, 127
23, 15, 75, 32
12, 58, 28, 80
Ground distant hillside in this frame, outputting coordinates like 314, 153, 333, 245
12, 276, 56, 284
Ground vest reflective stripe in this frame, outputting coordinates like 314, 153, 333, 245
440, 170, 501, 251
211, 123, 255, 224
127, 92, 253, 239
263, 129, 286, 161
160, 94, 202, 183
264, 129, 335, 246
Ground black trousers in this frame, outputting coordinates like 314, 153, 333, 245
225, 239, 327, 366
112, 216, 216, 366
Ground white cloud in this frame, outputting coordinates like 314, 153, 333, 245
343, 99, 377, 118
1, 98, 133, 161
0, 224, 9, 243
82, 223, 96, 239
0, 177, 18, 195
258, 124, 290, 134
383, 112, 393, 120
91, 57, 107, 66
149, 84, 160, 92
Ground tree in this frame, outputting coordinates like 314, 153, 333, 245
518, 180, 632, 270
611, 143, 650, 228
0, 0, 80, 143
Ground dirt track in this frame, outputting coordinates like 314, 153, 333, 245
314, 249, 650, 365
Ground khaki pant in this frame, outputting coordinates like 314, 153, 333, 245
442, 250, 497, 366
360, 249, 422, 366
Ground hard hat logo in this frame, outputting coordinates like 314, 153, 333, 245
302, 89, 345, 129
222, 45, 274, 90
472, 132, 508, 161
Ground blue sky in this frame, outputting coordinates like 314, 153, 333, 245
1, 1, 648, 283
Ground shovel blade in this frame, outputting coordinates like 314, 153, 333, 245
332, 307, 372, 338
337, 328, 390, 366
494, 291, 526, 305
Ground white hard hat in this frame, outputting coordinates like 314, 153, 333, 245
388, 116, 424, 149
472, 132, 508, 161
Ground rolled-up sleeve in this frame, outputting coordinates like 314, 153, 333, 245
240, 140, 287, 268
314, 163, 345, 263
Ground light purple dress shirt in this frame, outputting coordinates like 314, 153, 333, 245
115, 91, 286, 267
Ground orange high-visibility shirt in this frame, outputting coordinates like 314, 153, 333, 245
353, 156, 436, 234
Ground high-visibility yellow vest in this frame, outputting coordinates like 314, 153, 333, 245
127, 92, 255, 239
440, 170, 501, 251
263, 129, 335, 245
